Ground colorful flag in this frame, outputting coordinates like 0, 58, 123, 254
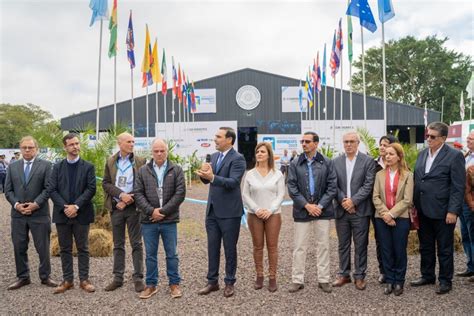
329, 31, 338, 78
182, 71, 187, 109
347, 13, 353, 63
190, 81, 197, 113
298, 80, 304, 112
187, 80, 192, 112
466, 71, 474, 99
346, 0, 378, 33
316, 52, 322, 92
172, 57, 178, 96
306, 73, 314, 108
378, 0, 395, 23
150, 39, 161, 84
141, 25, 153, 87
125, 11, 135, 68
460, 92, 465, 120
335, 18, 343, 68
161, 49, 167, 95
311, 59, 318, 86
108, 0, 117, 58
177, 64, 182, 102
89, 0, 108, 27
322, 43, 327, 86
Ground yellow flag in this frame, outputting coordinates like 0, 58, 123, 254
141, 25, 150, 74
151, 39, 161, 83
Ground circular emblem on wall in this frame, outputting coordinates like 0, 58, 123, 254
236, 85, 261, 110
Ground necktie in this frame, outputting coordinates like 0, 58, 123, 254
216, 153, 224, 170
24, 161, 32, 183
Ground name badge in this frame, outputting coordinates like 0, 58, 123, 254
118, 176, 127, 187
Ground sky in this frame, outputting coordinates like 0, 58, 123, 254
0, 0, 473, 120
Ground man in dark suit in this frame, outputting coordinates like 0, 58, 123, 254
196, 127, 246, 298
49, 133, 96, 294
411, 122, 465, 294
5, 136, 57, 290
332, 131, 376, 291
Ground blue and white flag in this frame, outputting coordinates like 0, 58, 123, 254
346, 0, 377, 33
378, 0, 395, 23
89, 0, 109, 27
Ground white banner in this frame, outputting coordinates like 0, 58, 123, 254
301, 120, 386, 155
194, 89, 217, 113
258, 134, 300, 167
155, 120, 238, 159
281, 86, 307, 113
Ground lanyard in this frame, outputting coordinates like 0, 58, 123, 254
116, 159, 133, 175
152, 164, 167, 188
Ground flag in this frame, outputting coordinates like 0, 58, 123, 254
182, 72, 187, 109
306, 73, 313, 108
336, 18, 343, 67
322, 43, 327, 86
150, 39, 161, 84
298, 80, 304, 112
187, 80, 192, 112
316, 51, 322, 92
346, 0, 378, 33
177, 64, 182, 102
423, 103, 428, 127
347, 13, 353, 63
311, 59, 318, 86
161, 49, 168, 95
141, 25, 153, 87
460, 92, 465, 120
329, 31, 338, 78
172, 57, 178, 96
466, 71, 474, 99
108, 0, 117, 58
190, 81, 197, 113
125, 11, 135, 68
378, 0, 395, 23
89, 0, 108, 27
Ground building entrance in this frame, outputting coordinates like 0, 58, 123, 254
238, 127, 258, 169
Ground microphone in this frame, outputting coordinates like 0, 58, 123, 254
205, 154, 211, 163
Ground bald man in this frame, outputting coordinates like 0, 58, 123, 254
102, 133, 146, 292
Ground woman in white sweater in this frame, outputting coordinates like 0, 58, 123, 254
242, 142, 285, 292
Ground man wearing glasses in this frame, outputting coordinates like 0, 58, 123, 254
411, 122, 465, 294
4, 136, 57, 290
287, 132, 337, 293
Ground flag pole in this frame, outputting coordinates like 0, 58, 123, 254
333, 77, 336, 150
340, 53, 343, 127
313, 85, 316, 129
155, 82, 159, 129
131, 68, 135, 135
146, 85, 149, 138
441, 96, 444, 122
318, 93, 321, 122
349, 61, 353, 126
95, 19, 104, 140
361, 26, 367, 129
382, 21, 388, 133
164, 92, 167, 139
172, 93, 175, 141
114, 55, 117, 128
324, 84, 327, 120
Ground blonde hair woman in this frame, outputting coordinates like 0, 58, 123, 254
372, 143, 414, 296
242, 142, 285, 292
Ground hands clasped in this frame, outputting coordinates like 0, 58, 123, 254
15, 202, 39, 216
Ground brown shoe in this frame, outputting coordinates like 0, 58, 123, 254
223, 284, 234, 298
134, 280, 145, 293
7, 278, 31, 290
53, 281, 74, 294
268, 278, 278, 292
355, 279, 367, 290
104, 280, 123, 292
41, 278, 58, 288
80, 280, 95, 293
332, 276, 351, 287
197, 283, 219, 295
170, 284, 182, 298
139, 286, 158, 299
254, 276, 264, 290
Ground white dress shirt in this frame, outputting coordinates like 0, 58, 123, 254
345, 152, 358, 198
425, 144, 444, 173
242, 168, 285, 214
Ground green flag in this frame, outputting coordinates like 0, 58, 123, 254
108, 0, 117, 58
347, 14, 353, 63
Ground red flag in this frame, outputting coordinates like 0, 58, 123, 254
177, 64, 182, 102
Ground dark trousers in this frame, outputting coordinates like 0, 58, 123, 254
11, 215, 51, 281
206, 206, 241, 285
375, 218, 410, 286
111, 205, 143, 282
371, 215, 385, 275
56, 220, 90, 282
0, 173, 5, 192
417, 211, 456, 285
335, 213, 370, 280
459, 203, 474, 272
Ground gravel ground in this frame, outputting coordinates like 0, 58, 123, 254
0, 184, 473, 315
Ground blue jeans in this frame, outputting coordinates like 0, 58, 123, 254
375, 217, 410, 286
141, 222, 180, 286
460, 203, 474, 272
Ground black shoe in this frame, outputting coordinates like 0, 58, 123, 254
7, 278, 31, 290
393, 284, 403, 296
455, 270, 474, 277
383, 284, 393, 295
435, 284, 452, 295
410, 277, 435, 287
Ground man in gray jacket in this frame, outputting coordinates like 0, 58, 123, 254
332, 131, 376, 291
134, 138, 186, 300
5, 136, 57, 290
287, 131, 337, 293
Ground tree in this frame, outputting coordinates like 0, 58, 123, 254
351, 36, 472, 124
0, 103, 54, 148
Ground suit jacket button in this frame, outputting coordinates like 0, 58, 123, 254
420, 191, 424, 195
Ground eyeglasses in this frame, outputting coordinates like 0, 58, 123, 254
300, 140, 313, 144
426, 134, 441, 140
343, 140, 358, 144
20, 146, 35, 150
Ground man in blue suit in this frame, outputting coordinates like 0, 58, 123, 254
411, 122, 465, 294
196, 127, 246, 298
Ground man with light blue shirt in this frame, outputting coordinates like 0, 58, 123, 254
102, 133, 146, 292
134, 138, 186, 299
